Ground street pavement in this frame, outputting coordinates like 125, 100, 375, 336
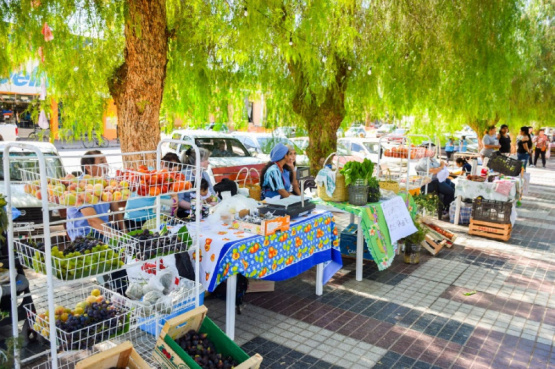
204, 163, 555, 368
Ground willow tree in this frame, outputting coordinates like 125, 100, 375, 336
2, 0, 239, 155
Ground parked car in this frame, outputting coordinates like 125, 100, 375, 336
386, 128, 408, 143
0, 122, 19, 141
336, 128, 345, 138
232, 133, 309, 166
161, 130, 265, 184
338, 137, 382, 163
0, 142, 65, 227
345, 126, 367, 138
273, 126, 307, 138
290, 137, 309, 153
375, 124, 394, 138
204, 123, 229, 133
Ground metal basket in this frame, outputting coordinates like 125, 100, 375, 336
24, 281, 131, 351
471, 197, 513, 224
348, 183, 369, 206
102, 215, 193, 262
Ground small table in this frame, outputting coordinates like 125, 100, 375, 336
452, 178, 520, 225
316, 194, 417, 279
188, 210, 342, 339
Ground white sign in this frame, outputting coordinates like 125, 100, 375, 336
0, 66, 44, 95
381, 196, 417, 244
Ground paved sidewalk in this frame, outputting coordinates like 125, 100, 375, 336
206, 163, 555, 368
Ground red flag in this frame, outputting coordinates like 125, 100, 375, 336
42, 22, 53, 42
31, 0, 41, 8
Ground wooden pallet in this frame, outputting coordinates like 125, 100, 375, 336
468, 219, 512, 241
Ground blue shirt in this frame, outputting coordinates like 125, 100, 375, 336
283, 169, 292, 192
262, 164, 287, 199
67, 203, 110, 241
462, 163, 472, 173
445, 141, 455, 152
124, 193, 171, 221
459, 140, 467, 153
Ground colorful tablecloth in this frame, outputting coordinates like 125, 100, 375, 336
187, 210, 342, 292
316, 194, 417, 271
453, 178, 520, 202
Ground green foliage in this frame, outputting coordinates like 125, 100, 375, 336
340, 158, 375, 186
413, 193, 440, 214
402, 219, 428, 245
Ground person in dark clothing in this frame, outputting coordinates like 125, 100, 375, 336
455, 158, 472, 174
498, 124, 511, 155
517, 127, 532, 169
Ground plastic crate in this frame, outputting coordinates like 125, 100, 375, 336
339, 223, 373, 261
486, 152, 523, 176
471, 197, 512, 224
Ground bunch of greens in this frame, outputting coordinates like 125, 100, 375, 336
413, 193, 440, 214
340, 159, 375, 186
401, 219, 428, 245
367, 176, 380, 188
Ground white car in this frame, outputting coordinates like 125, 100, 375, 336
161, 130, 266, 184
232, 133, 309, 166
0, 142, 65, 226
376, 124, 394, 138
0, 122, 19, 141
337, 137, 382, 163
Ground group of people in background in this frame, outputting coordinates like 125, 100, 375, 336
478, 125, 550, 169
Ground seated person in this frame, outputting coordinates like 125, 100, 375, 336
454, 158, 472, 175
178, 148, 217, 216
284, 145, 301, 195
191, 178, 218, 206
66, 150, 124, 240
124, 153, 181, 229
261, 143, 293, 199
415, 155, 455, 211
212, 141, 228, 157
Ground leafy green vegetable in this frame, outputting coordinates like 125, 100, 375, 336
340, 159, 375, 186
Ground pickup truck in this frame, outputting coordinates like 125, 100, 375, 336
0, 123, 19, 141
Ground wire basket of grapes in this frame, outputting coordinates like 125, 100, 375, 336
25, 284, 131, 351
15, 229, 126, 281
103, 216, 193, 262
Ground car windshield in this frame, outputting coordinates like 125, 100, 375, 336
0, 152, 65, 181
194, 138, 249, 157
393, 129, 405, 134
256, 137, 300, 154
363, 142, 379, 154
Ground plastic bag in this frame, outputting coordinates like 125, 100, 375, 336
142, 290, 164, 306
156, 294, 173, 315
125, 283, 144, 300
209, 194, 259, 224
158, 270, 177, 294
142, 276, 165, 295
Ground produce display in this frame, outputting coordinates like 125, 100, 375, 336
383, 146, 435, 159
466, 175, 486, 182
340, 159, 374, 186
23, 173, 132, 205
422, 221, 456, 240
32, 289, 129, 350
176, 330, 239, 369
123, 224, 192, 261
18, 235, 125, 280
131, 165, 192, 197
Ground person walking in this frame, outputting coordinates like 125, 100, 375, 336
533, 129, 549, 168
445, 137, 455, 163
459, 136, 467, 153
516, 127, 532, 170
528, 126, 535, 167
498, 124, 511, 155
481, 126, 500, 166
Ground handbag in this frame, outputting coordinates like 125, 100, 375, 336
236, 167, 262, 200
379, 169, 400, 194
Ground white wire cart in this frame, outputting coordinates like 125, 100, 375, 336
3, 139, 204, 369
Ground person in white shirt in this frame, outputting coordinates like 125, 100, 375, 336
415, 155, 455, 212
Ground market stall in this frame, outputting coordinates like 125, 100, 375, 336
188, 209, 342, 339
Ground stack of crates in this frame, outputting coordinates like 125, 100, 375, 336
468, 197, 512, 241
339, 223, 373, 261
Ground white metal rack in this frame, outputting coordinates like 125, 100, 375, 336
3, 139, 203, 369
377, 133, 434, 194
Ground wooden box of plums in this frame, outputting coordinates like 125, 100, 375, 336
76, 341, 150, 369
153, 305, 263, 369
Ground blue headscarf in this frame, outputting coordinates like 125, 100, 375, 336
270, 143, 289, 162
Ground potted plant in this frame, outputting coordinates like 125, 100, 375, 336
413, 193, 439, 214
367, 177, 380, 203
340, 159, 375, 206
400, 220, 427, 264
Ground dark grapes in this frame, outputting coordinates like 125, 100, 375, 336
131, 229, 190, 261
62, 236, 106, 255
175, 330, 239, 369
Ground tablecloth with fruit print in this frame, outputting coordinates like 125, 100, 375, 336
187, 210, 342, 292
316, 194, 417, 271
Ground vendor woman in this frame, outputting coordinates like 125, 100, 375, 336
178, 147, 217, 215
261, 143, 295, 199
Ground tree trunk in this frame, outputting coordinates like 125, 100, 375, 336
467, 117, 500, 151
109, 0, 168, 162
290, 58, 347, 173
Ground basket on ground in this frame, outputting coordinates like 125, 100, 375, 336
103, 216, 193, 261
24, 282, 131, 351
15, 228, 126, 281
471, 197, 512, 224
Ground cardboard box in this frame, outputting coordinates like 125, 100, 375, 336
339, 223, 373, 261
153, 306, 263, 369
76, 341, 150, 369
232, 215, 290, 236
247, 279, 275, 293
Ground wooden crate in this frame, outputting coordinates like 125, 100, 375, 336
247, 279, 275, 293
153, 306, 263, 369
468, 218, 512, 241
76, 341, 150, 369
421, 234, 448, 256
